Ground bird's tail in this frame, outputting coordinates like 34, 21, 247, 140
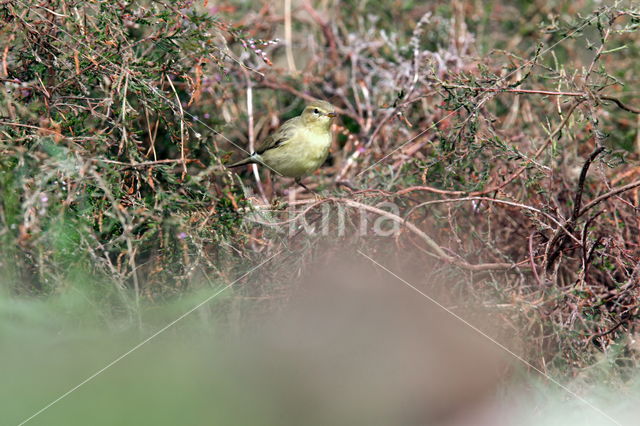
226, 155, 257, 168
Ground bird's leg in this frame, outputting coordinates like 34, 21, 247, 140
295, 178, 311, 192
294, 178, 323, 199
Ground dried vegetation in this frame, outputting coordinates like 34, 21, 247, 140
2, 0, 640, 380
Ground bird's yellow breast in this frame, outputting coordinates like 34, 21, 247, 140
260, 125, 332, 178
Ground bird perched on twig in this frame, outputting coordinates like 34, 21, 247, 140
227, 100, 337, 191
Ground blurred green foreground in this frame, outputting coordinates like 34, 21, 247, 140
2, 265, 639, 426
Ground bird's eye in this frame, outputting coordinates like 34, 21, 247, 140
313, 108, 320, 114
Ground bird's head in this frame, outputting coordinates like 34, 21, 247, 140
301, 100, 337, 131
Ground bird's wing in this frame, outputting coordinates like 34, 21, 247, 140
256, 117, 300, 155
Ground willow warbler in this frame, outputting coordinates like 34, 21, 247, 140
227, 100, 337, 189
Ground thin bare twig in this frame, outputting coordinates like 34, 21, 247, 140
244, 70, 269, 204
578, 179, 640, 217
284, 0, 297, 73
165, 73, 188, 180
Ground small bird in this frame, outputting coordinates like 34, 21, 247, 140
227, 100, 337, 191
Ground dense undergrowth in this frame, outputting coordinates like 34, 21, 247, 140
2, 0, 640, 384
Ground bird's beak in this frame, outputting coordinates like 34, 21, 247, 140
326, 112, 337, 118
